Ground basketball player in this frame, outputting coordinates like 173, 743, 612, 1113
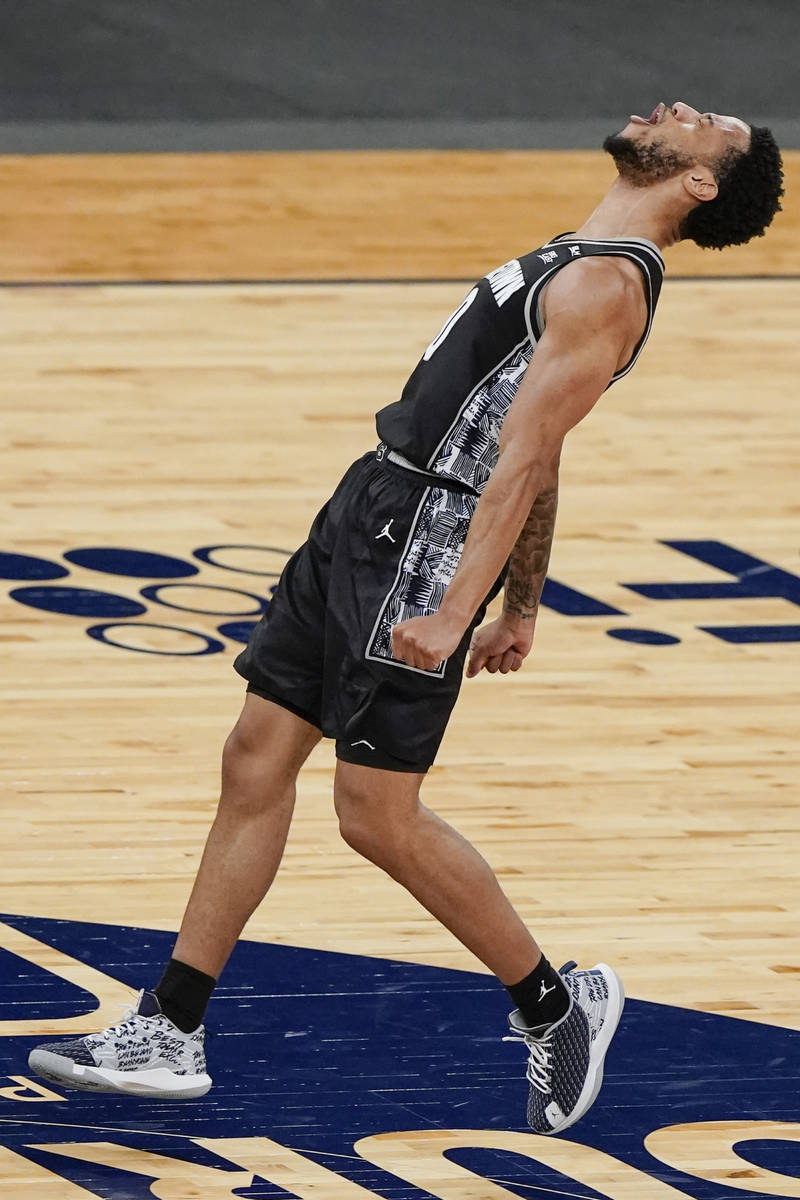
30, 102, 782, 1134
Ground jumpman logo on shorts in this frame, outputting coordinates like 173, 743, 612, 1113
375, 519, 397, 543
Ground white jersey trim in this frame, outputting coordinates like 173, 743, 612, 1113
525, 244, 658, 383
545, 232, 665, 268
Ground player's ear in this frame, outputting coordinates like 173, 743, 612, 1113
682, 165, 718, 203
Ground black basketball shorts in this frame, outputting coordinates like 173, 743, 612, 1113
233, 449, 503, 772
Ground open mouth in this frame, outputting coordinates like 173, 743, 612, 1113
629, 102, 666, 127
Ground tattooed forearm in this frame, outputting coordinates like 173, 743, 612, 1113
502, 484, 559, 620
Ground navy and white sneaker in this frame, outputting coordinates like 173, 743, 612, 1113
505, 961, 624, 1134
28, 990, 211, 1098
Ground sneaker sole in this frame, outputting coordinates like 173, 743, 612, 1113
28, 1049, 212, 1099
546, 962, 625, 1135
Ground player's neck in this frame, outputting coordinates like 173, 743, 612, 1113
572, 177, 683, 249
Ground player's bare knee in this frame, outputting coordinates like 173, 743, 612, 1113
334, 781, 376, 855
334, 781, 412, 864
221, 723, 258, 778
336, 815, 373, 861
220, 724, 293, 805
337, 812, 396, 864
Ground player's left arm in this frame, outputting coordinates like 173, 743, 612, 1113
391, 258, 644, 672
504, 473, 559, 623
465, 462, 559, 677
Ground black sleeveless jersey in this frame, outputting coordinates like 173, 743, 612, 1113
375, 233, 664, 493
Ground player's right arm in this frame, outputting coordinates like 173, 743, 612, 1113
393, 257, 646, 673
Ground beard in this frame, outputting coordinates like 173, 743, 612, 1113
603, 131, 694, 187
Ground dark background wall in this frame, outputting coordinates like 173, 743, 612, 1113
1, 0, 797, 151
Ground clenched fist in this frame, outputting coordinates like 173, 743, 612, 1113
391, 611, 465, 672
466, 614, 536, 677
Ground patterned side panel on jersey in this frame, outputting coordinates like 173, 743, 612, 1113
429, 341, 533, 492
367, 486, 478, 675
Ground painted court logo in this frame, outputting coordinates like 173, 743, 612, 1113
0, 914, 798, 1198
0, 544, 290, 656
2, 538, 799, 654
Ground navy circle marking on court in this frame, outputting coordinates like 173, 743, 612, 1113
5, 538, 800, 651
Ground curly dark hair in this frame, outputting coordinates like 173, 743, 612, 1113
679, 125, 784, 249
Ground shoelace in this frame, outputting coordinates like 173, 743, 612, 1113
95, 990, 154, 1041
502, 1030, 553, 1094
97, 994, 207, 1044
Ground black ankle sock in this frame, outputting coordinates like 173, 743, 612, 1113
154, 958, 217, 1033
505, 955, 570, 1030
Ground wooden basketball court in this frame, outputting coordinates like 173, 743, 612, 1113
1, 150, 798, 1199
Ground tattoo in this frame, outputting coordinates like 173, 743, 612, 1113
503, 485, 559, 620
503, 601, 537, 620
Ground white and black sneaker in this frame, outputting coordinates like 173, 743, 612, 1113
505, 960, 624, 1135
28, 990, 211, 1099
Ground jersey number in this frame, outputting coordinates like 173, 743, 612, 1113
423, 287, 478, 361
